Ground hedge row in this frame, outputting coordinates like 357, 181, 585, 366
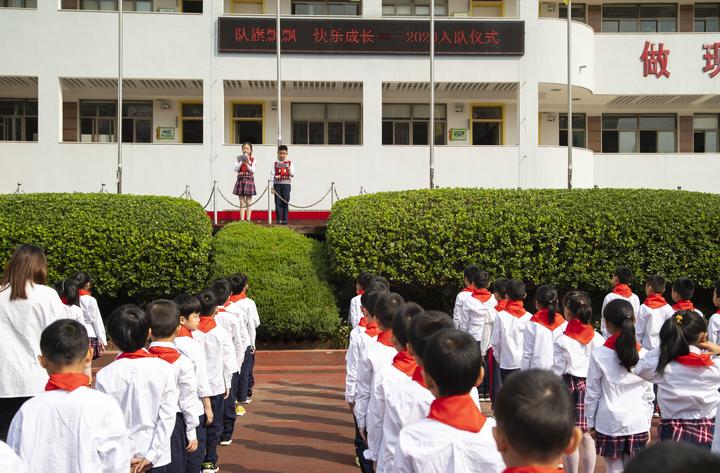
326, 188, 720, 300
209, 222, 340, 341
0, 193, 212, 299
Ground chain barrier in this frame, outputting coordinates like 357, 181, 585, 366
216, 185, 268, 209
271, 185, 333, 209
201, 186, 215, 210
13, 183, 24, 194
179, 185, 193, 200
98, 184, 109, 194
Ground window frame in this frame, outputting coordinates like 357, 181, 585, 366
180, 101, 204, 144
381, 103, 447, 146
230, 0, 264, 13
601, 3, 677, 33
0, 98, 38, 142
231, 102, 264, 144
559, 3, 586, 23
470, 104, 505, 146
291, 102, 362, 145
121, 100, 153, 143
291, 0, 361, 15
0, 0, 37, 7
122, 0, 153, 11
79, 0, 118, 10
693, 113, 720, 153
79, 100, 117, 143
382, 0, 448, 17
470, 0, 503, 18
559, 113, 587, 148
601, 113, 677, 153
694, 3, 720, 32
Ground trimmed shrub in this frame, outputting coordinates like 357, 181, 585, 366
326, 188, 720, 304
209, 222, 340, 341
0, 193, 212, 299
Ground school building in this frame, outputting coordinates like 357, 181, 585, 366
0, 1, 719, 212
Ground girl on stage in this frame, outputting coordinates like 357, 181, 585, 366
233, 142, 257, 221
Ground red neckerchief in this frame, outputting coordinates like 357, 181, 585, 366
564, 319, 595, 345
377, 329, 394, 347
229, 293, 247, 304
716, 309, 720, 315
504, 300, 526, 318
461, 287, 473, 293
428, 394, 486, 433
45, 373, 90, 392
644, 294, 668, 309
79, 289, 91, 297
148, 346, 181, 364
177, 326, 193, 338
116, 349, 157, 360
495, 299, 508, 312
673, 300, 695, 311
503, 467, 564, 473
365, 321, 379, 338
531, 308, 565, 331
359, 316, 368, 328
604, 333, 640, 352
675, 352, 714, 367
198, 316, 217, 333
612, 284, 633, 298
60, 296, 71, 305
412, 365, 427, 388
392, 350, 417, 376
357, 289, 365, 296
472, 288, 492, 303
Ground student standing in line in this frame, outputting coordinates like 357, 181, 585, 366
521, 284, 566, 370
73, 271, 107, 360
601, 266, 640, 337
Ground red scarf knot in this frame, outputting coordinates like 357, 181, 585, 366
564, 319, 596, 345
495, 300, 508, 312
357, 289, 365, 296
428, 394, 486, 433
177, 326, 193, 338
229, 293, 247, 304
392, 350, 417, 376
45, 373, 90, 392
359, 316, 368, 328
116, 349, 157, 360
472, 288, 492, 303
412, 365, 427, 388
148, 346, 181, 364
531, 308, 565, 331
604, 333, 640, 352
675, 352, 714, 367
79, 289, 92, 297
365, 321, 379, 338
60, 296, 70, 306
504, 300, 527, 318
377, 329, 394, 347
612, 284, 633, 298
672, 300, 695, 312
644, 294, 668, 309
461, 287, 473, 293
198, 316, 217, 333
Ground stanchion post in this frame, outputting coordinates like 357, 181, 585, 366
330, 182, 335, 208
267, 179, 272, 224
212, 180, 218, 225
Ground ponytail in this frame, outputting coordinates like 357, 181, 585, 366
656, 310, 707, 375
563, 290, 593, 325
536, 284, 559, 325
603, 299, 638, 371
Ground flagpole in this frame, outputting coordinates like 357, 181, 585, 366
429, 0, 435, 189
567, 0, 573, 190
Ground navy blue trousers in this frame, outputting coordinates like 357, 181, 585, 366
204, 395, 224, 464
186, 414, 207, 473
221, 372, 240, 441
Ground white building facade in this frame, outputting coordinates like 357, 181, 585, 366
1, 0, 719, 212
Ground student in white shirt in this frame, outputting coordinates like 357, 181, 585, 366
552, 291, 604, 473
95, 305, 179, 473
54, 278, 94, 378
349, 272, 374, 329
586, 299, 654, 473
670, 277, 705, 317
635, 275, 675, 351
491, 279, 533, 381
452, 265, 480, 330
8, 319, 129, 473
521, 284, 567, 371
493, 369, 582, 473
487, 277, 509, 405
0, 244, 68, 440
148, 300, 202, 473
227, 274, 261, 407
635, 310, 720, 449
73, 271, 107, 360
601, 266, 641, 337
393, 328, 504, 473
0, 440, 27, 473
462, 270, 496, 400
709, 281, 720, 345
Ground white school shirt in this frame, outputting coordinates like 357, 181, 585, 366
194, 324, 237, 396
230, 298, 260, 348
708, 313, 720, 345
354, 338, 398, 429
585, 345, 654, 435
635, 302, 675, 350
0, 440, 27, 473
634, 346, 720, 419
349, 295, 363, 329
366, 362, 413, 462
65, 303, 85, 324
95, 355, 178, 468
175, 334, 213, 399
452, 290, 473, 330
601, 292, 640, 337
225, 301, 252, 352
216, 308, 245, 371
552, 331, 606, 378
0, 282, 67, 398
345, 326, 375, 403
463, 295, 497, 344
7, 386, 129, 473
491, 309, 533, 370
521, 318, 568, 371
148, 342, 202, 442
392, 415, 505, 473
79, 294, 107, 345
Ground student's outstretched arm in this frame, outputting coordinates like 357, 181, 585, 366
632, 347, 660, 382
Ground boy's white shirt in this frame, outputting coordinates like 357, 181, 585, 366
585, 345, 654, 435
174, 334, 213, 399
520, 319, 568, 371
635, 302, 675, 350
354, 338, 397, 429
463, 295, 498, 345
452, 290, 473, 330
193, 323, 238, 396
600, 292, 640, 337
552, 331, 605, 377
0, 440, 28, 473
349, 295, 363, 329
64, 304, 85, 324
709, 313, 720, 345
95, 355, 178, 468
148, 341, 202, 441
634, 346, 720, 419
229, 298, 260, 348
490, 309, 533, 370
79, 294, 107, 345
345, 326, 373, 403
366, 361, 412, 462
216, 308, 246, 369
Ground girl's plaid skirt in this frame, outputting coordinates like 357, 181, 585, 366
233, 176, 257, 196
89, 337, 102, 360
595, 431, 649, 459
563, 374, 588, 431
658, 418, 715, 449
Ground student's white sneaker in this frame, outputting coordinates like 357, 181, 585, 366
242, 398, 252, 404
201, 461, 220, 473
219, 439, 232, 446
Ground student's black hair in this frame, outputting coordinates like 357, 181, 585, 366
535, 284, 559, 325
614, 266, 633, 284
54, 278, 81, 307
656, 310, 707, 375
423, 329, 482, 396
40, 319, 89, 365
603, 299, 639, 371
229, 273, 248, 295
212, 278, 232, 306
360, 287, 388, 315
371, 276, 390, 292
494, 369, 575, 464
492, 278, 510, 298
624, 441, 720, 473
148, 299, 181, 339
672, 277, 695, 300
197, 289, 218, 317
463, 265, 480, 281
563, 290, 593, 324
242, 141, 253, 152
278, 144, 288, 152
392, 302, 424, 347
506, 279, 526, 300
714, 280, 720, 299
646, 274, 667, 294
471, 270, 491, 289
72, 270, 91, 288
174, 293, 202, 318
356, 272, 374, 291
408, 310, 454, 361
106, 304, 150, 352
374, 292, 405, 329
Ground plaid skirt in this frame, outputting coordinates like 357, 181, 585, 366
563, 374, 588, 431
658, 418, 715, 449
89, 337, 102, 360
595, 431, 649, 459
233, 176, 257, 196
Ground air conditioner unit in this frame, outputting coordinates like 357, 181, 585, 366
540, 2, 556, 14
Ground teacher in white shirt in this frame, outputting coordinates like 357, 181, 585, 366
0, 244, 67, 440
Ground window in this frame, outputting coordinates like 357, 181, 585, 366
122, 0, 152, 11
122, 101, 152, 143
694, 114, 719, 153
181, 0, 202, 12
233, 103, 263, 144
230, 0, 263, 14
471, 105, 503, 145
0, 0, 37, 7
559, 113, 586, 147
0, 99, 37, 142
559, 3, 586, 23
292, 103, 361, 145
80, 0, 118, 9
382, 104, 446, 145
470, 0, 502, 17
181, 103, 203, 143
79, 101, 116, 142
602, 4, 677, 32
292, 0, 359, 15
382, 0, 447, 16
695, 3, 720, 32
602, 114, 676, 153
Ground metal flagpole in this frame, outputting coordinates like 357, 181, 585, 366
429, 0, 435, 189
117, 0, 123, 194
566, 0, 573, 189
276, 0, 282, 146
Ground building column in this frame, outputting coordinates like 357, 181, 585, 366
363, 79, 382, 149
516, 0, 539, 188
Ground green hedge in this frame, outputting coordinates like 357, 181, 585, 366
0, 193, 212, 299
209, 222, 340, 341
326, 188, 720, 298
